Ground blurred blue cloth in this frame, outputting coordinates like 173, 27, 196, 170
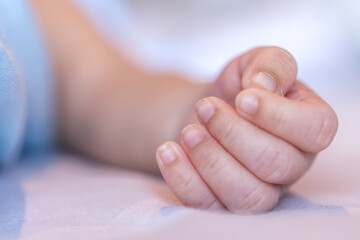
0, 0, 54, 165
0, 33, 26, 164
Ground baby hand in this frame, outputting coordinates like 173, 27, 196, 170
156, 47, 338, 214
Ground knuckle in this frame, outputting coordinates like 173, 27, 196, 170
229, 184, 280, 214
200, 153, 227, 178
305, 107, 338, 152
245, 186, 280, 213
171, 171, 218, 209
253, 145, 292, 184
249, 191, 275, 213
270, 105, 291, 134
172, 173, 197, 194
174, 178, 217, 209
217, 116, 239, 146
195, 196, 220, 210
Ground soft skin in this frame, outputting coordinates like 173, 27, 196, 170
156, 49, 338, 214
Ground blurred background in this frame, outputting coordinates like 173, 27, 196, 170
73, 0, 360, 106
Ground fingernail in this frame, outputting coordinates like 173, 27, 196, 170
182, 126, 203, 149
236, 93, 259, 115
251, 72, 277, 92
157, 144, 177, 165
196, 99, 215, 123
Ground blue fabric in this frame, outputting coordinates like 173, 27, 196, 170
0, 34, 26, 164
0, 0, 54, 165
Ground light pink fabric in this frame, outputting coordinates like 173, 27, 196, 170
11, 97, 360, 239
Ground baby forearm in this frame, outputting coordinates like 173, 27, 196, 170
31, 0, 208, 172
61, 60, 208, 172
71, 72, 207, 172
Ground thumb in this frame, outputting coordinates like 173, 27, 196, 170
214, 46, 298, 104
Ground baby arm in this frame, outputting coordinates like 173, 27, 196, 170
156, 47, 338, 214
30, 0, 210, 172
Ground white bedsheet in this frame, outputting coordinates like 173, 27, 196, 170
1, 97, 360, 239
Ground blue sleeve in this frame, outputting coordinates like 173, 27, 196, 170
0, 0, 54, 165
0, 33, 26, 164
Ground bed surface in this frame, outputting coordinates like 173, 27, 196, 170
1, 97, 360, 239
